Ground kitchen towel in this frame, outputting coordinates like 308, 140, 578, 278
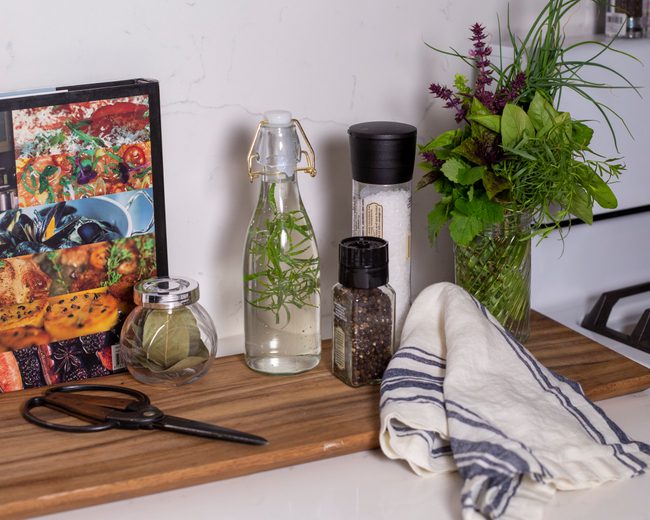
379, 282, 650, 520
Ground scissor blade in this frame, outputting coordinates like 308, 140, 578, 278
49, 393, 137, 411
154, 415, 268, 446
43, 393, 116, 422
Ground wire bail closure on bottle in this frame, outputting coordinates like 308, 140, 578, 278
246, 118, 316, 182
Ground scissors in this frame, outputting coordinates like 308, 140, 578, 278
21, 384, 268, 446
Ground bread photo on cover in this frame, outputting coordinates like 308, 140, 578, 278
43, 290, 119, 342
0, 326, 51, 350
0, 258, 51, 307
0, 299, 48, 332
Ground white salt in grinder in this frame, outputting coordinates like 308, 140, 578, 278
348, 121, 417, 340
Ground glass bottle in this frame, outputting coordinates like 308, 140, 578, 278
120, 276, 218, 386
332, 236, 395, 387
348, 121, 417, 341
243, 110, 321, 374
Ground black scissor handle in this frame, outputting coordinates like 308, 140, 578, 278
44, 384, 151, 402
21, 384, 152, 433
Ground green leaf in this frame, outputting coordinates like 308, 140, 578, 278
568, 189, 593, 224
420, 129, 460, 152
415, 170, 440, 191
449, 213, 483, 246
459, 196, 504, 226
453, 139, 477, 164
540, 112, 571, 141
457, 165, 486, 185
451, 195, 504, 245
416, 169, 441, 191
441, 158, 468, 182
501, 103, 535, 148
470, 97, 492, 117
501, 142, 536, 161
572, 121, 594, 149
470, 117, 494, 141
469, 114, 501, 133
584, 170, 618, 209
483, 170, 511, 200
427, 202, 450, 243
433, 176, 453, 195
527, 91, 558, 132
454, 74, 471, 95
143, 308, 200, 370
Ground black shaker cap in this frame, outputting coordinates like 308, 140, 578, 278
348, 121, 417, 185
338, 236, 389, 289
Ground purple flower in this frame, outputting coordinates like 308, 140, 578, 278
469, 23, 494, 107
421, 151, 445, 168
429, 83, 467, 122
492, 72, 527, 113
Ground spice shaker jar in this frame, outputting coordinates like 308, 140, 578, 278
120, 276, 218, 386
348, 121, 416, 341
332, 237, 395, 387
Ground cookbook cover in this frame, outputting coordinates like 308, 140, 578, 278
0, 79, 167, 392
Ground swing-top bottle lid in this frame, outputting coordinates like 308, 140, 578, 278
264, 110, 293, 127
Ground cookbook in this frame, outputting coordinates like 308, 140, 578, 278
0, 79, 167, 392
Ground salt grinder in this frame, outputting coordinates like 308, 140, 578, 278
348, 121, 416, 341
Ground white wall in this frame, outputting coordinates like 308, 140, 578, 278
1, 0, 596, 346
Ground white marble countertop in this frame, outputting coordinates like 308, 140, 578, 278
37, 387, 650, 520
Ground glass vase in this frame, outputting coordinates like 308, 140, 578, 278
453, 212, 531, 343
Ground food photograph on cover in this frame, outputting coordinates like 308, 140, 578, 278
0, 93, 160, 393
13, 96, 153, 206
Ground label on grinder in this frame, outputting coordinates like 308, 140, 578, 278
365, 202, 384, 238
333, 326, 346, 370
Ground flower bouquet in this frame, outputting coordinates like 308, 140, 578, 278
418, 0, 635, 341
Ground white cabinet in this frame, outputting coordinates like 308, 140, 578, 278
559, 38, 650, 213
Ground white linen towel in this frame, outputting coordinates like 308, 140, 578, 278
379, 282, 650, 520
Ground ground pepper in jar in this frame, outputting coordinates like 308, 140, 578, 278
332, 237, 395, 387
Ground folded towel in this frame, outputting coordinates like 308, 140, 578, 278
379, 282, 650, 520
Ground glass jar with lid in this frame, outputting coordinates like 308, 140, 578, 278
120, 276, 218, 386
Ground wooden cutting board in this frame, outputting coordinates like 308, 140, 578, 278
1, 311, 649, 519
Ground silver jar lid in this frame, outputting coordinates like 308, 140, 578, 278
134, 276, 200, 308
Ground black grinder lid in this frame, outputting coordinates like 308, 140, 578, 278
339, 236, 389, 289
348, 121, 417, 185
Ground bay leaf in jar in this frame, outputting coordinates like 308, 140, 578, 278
140, 308, 208, 372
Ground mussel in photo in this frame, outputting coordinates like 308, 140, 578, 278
41, 217, 81, 249
77, 221, 103, 243
34, 202, 67, 242
0, 232, 16, 257
76, 219, 120, 244
12, 213, 37, 243
14, 241, 50, 256
0, 209, 19, 232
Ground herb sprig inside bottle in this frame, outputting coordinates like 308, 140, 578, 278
244, 182, 319, 324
